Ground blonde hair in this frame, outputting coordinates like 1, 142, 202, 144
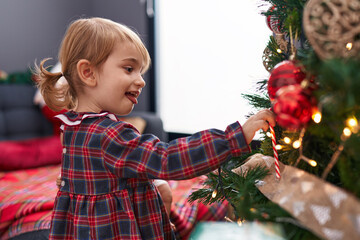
35, 17, 151, 111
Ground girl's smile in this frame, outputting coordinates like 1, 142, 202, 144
125, 90, 141, 104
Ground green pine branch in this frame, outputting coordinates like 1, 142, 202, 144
188, 163, 321, 239
241, 93, 271, 110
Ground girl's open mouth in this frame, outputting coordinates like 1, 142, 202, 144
125, 91, 139, 104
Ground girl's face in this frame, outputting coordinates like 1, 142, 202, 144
91, 41, 146, 115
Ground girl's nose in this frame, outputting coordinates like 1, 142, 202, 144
135, 76, 146, 88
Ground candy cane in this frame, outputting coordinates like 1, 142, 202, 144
269, 125, 281, 179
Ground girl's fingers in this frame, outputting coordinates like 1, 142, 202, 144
258, 109, 276, 127
261, 120, 270, 132
56, 174, 62, 189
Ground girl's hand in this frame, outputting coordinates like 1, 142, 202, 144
56, 174, 62, 189
242, 109, 276, 144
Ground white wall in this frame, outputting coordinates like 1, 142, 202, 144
155, 0, 272, 134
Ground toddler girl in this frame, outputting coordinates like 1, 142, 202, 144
35, 17, 275, 240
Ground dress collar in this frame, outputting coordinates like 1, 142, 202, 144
54, 111, 118, 126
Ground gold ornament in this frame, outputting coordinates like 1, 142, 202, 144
262, 47, 273, 72
275, 34, 288, 54
303, 0, 360, 60
263, 34, 289, 72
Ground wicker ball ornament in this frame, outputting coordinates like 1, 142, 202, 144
267, 60, 306, 100
303, 0, 360, 60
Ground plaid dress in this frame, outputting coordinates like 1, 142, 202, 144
49, 111, 250, 240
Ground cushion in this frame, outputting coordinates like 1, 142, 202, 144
0, 136, 62, 171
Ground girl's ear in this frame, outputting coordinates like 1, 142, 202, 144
77, 59, 96, 87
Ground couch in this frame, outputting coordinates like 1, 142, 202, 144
0, 84, 167, 142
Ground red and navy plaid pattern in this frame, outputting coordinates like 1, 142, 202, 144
50, 111, 250, 239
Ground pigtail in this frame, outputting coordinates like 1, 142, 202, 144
34, 58, 75, 111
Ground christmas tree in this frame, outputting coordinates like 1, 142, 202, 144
189, 0, 360, 239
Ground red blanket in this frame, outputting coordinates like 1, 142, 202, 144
0, 165, 59, 240
0, 166, 227, 240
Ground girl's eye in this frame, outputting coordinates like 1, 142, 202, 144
124, 67, 133, 73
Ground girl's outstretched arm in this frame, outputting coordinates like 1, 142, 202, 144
102, 121, 250, 180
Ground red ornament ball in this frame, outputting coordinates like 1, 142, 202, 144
267, 60, 306, 100
273, 85, 314, 130
266, 6, 282, 34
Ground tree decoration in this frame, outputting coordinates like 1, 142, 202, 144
262, 36, 288, 73
273, 85, 315, 130
321, 118, 357, 179
267, 60, 306, 100
266, 6, 283, 34
303, 0, 360, 60
269, 125, 281, 179
262, 47, 274, 72
294, 128, 318, 167
274, 34, 288, 55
